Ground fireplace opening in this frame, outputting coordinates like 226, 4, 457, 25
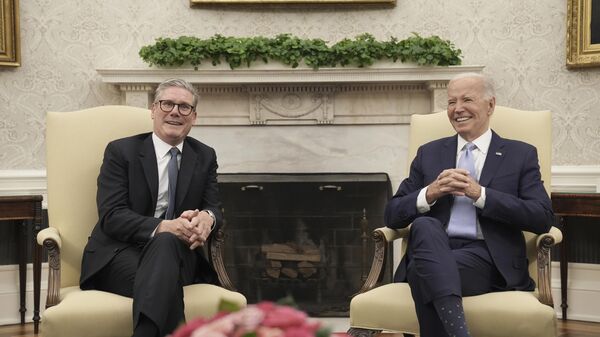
217, 173, 393, 316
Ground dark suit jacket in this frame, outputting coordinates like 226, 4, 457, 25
80, 132, 222, 288
385, 130, 554, 290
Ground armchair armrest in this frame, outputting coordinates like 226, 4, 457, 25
536, 226, 562, 307
354, 226, 410, 295
537, 226, 562, 246
208, 216, 237, 292
378, 226, 411, 242
37, 227, 62, 308
37, 227, 61, 248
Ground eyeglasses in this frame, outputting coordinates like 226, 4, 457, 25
156, 100, 195, 116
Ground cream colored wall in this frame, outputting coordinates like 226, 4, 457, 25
0, 0, 599, 169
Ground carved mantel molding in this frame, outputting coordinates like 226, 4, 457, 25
97, 65, 483, 125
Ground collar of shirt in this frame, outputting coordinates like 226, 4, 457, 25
456, 128, 492, 157
152, 133, 184, 160
152, 133, 184, 218
456, 128, 492, 182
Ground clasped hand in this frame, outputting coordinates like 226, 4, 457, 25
157, 209, 213, 250
426, 168, 481, 204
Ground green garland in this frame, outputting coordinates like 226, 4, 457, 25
139, 33, 462, 70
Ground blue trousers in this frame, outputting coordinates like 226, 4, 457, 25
405, 216, 503, 337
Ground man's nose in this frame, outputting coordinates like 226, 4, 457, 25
170, 104, 182, 115
453, 101, 465, 112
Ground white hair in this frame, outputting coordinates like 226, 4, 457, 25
450, 72, 496, 100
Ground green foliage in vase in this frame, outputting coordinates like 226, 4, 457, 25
139, 33, 462, 69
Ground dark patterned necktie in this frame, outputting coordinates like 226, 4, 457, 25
165, 147, 180, 220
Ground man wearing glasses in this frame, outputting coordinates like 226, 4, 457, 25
79, 79, 221, 337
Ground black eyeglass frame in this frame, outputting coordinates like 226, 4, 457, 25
155, 100, 195, 116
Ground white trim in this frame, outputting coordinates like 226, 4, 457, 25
551, 165, 600, 193
0, 169, 47, 208
0, 263, 597, 324
97, 65, 486, 85
0, 264, 48, 325
1, 166, 599, 197
552, 262, 600, 322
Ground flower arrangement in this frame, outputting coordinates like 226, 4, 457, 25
171, 300, 331, 337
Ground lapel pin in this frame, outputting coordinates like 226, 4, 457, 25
495, 152, 502, 156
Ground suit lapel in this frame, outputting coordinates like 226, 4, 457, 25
139, 136, 159, 208
441, 136, 458, 216
479, 130, 506, 187
443, 136, 458, 170
176, 139, 198, 208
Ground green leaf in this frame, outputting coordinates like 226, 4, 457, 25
218, 298, 242, 313
275, 295, 299, 308
316, 326, 332, 337
139, 33, 462, 69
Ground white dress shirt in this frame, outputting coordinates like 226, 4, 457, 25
152, 133, 183, 218
416, 129, 493, 238
151, 133, 216, 234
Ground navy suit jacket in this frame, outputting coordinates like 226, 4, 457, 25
80, 132, 222, 288
385, 130, 554, 290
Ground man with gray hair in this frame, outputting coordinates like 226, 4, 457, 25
80, 78, 221, 337
385, 73, 553, 337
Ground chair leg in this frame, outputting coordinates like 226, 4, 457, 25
346, 327, 382, 337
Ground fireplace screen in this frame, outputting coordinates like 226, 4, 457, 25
217, 173, 393, 316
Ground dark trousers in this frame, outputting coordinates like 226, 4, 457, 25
405, 216, 502, 337
93, 232, 199, 337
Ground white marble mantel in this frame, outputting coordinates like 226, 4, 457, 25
97, 64, 483, 126
95, 64, 484, 195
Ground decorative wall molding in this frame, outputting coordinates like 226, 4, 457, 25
97, 65, 483, 126
0, 170, 47, 208
552, 165, 600, 193
2, 166, 598, 200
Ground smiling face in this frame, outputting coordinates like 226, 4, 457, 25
151, 86, 197, 146
447, 76, 495, 142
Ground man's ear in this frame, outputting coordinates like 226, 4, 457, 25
488, 97, 496, 115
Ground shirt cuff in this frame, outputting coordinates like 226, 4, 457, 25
203, 209, 216, 230
417, 187, 436, 213
474, 186, 486, 209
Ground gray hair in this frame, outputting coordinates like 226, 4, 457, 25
450, 72, 496, 100
154, 78, 199, 109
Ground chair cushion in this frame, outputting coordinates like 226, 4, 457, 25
42, 285, 247, 337
349, 283, 556, 337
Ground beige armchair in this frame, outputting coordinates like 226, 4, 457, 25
38, 105, 246, 337
348, 106, 562, 337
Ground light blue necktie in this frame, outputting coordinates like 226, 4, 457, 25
447, 143, 478, 239
165, 147, 180, 220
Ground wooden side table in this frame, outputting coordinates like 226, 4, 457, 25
551, 192, 600, 320
0, 195, 43, 332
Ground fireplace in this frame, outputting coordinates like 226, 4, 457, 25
217, 173, 393, 316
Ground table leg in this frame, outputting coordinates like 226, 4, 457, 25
18, 220, 27, 324
33, 240, 41, 333
33, 203, 42, 334
559, 216, 568, 320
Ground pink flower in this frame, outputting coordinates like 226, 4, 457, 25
262, 306, 307, 328
170, 301, 329, 337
